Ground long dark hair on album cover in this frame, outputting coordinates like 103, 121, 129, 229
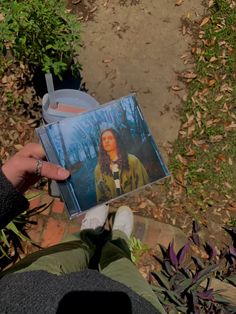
98, 128, 129, 175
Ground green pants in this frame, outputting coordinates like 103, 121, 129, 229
3, 229, 165, 314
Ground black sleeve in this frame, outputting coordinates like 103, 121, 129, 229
0, 169, 29, 229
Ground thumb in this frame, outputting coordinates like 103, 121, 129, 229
40, 161, 70, 180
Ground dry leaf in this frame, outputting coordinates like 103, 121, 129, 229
192, 139, 205, 146
146, 199, 156, 208
182, 114, 194, 128
196, 111, 201, 119
90, 6, 97, 13
217, 154, 226, 162
230, 2, 236, 9
200, 17, 210, 27
216, 23, 224, 29
197, 119, 204, 127
227, 202, 236, 212
179, 130, 187, 137
210, 135, 223, 143
177, 154, 188, 166
208, 79, 216, 86
102, 59, 112, 63
138, 202, 147, 209
9, 118, 16, 125
175, 170, 185, 185
208, 0, 214, 7
220, 84, 233, 93
171, 85, 182, 91
231, 113, 236, 120
196, 168, 204, 172
186, 148, 196, 156
26, 119, 37, 125
180, 53, 188, 59
182, 72, 197, 79
175, 0, 184, 5
0, 13, 4, 22
196, 48, 202, 55
201, 143, 209, 151
215, 94, 223, 102
1, 76, 7, 84
225, 122, 236, 131
224, 182, 232, 189
206, 120, 214, 127
187, 124, 195, 138
228, 157, 233, 165
221, 103, 228, 112
199, 30, 205, 39
191, 96, 196, 104
222, 74, 227, 81
14, 144, 24, 151
209, 56, 217, 62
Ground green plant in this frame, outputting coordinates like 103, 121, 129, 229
0, 193, 52, 271
0, 0, 81, 77
151, 221, 236, 313
227, 218, 236, 227
129, 236, 149, 263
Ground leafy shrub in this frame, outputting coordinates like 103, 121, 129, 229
151, 221, 236, 313
0, 0, 81, 77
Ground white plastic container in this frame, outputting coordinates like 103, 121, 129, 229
42, 89, 99, 124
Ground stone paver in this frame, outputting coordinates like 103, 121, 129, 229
27, 191, 186, 253
134, 215, 188, 252
52, 200, 65, 214
41, 217, 67, 248
27, 216, 45, 245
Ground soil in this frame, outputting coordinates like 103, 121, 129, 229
73, 0, 205, 162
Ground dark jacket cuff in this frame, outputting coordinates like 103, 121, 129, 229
0, 169, 29, 229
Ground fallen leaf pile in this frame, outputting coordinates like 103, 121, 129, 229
0, 59, 41, 161
166, 0, 236, 230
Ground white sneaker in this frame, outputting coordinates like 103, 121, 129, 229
112, 206, 134, 238
80, 204, 109, 230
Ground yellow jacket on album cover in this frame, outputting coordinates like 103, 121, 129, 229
95, 154, 149, 202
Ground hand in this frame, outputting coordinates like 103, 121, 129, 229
1, 143, 70, 193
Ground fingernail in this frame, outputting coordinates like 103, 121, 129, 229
57, 168, 70, 179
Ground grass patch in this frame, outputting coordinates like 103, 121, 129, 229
169, 0, 236, 209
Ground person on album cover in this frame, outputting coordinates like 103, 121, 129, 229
95, 128, 149, 203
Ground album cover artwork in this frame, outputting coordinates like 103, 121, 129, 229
36, 95, 169, 218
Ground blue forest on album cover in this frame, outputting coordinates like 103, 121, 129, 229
45, 95, 169, 212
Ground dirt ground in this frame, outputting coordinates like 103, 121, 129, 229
70, 0, 204, 162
